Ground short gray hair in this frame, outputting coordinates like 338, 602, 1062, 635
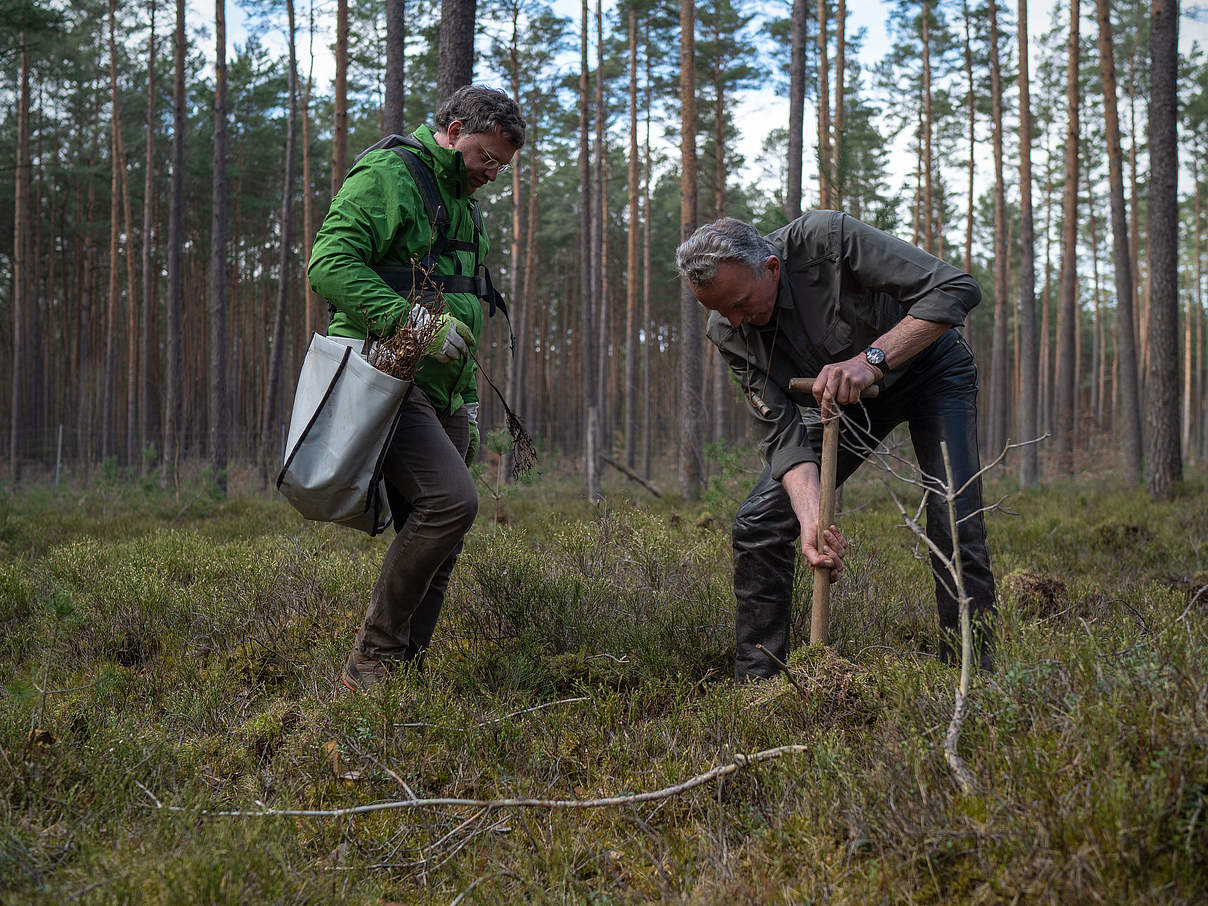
675, 217, 775, 286
435, 85, 526, 149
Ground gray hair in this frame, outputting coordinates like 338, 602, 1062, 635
675, 217, 775, 286
435, 85, 526, 149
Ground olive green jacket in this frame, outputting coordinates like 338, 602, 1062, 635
307, 125, 484, 414
706, 211, 982, 480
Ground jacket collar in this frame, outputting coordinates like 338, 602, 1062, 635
411, 124, 471, 198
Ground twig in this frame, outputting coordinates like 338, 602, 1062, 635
394, 696, 589, 731
755, 644, 809, 698
134, 779, 162, 809
156, 744, 810, 818
600, 455, 663, 497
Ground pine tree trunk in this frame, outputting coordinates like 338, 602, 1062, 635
594, 0, 609, 448
437, 0, 475, 103
210, 0, 230, 492
625, 7, 640, 468
786, 0, 806, 219
921, 0, 934, 252
331, 0, 348, 195
10, 35, 30, 482
103, 3, 121, 464
987, 0, 1008, 458
679, 0, 702, 499
384, 0, 405, 135
1145, 0, 1181, 497
816, 0, 831, 210
302, 3, 317, 341
963, 0, 974, 274
1094, 0, 1142, 478
642, 38, 653, 478
580, 0, 600, 499
1053, 0, 1079, 477
834, 0, 845, 207
141, 0, 158, 471
260, 0, 298, 482
1016, 0, 1039, 487
501, 4, 523, 483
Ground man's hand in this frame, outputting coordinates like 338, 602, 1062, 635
781, 462, 848, 582
423, 313, 475, 363
812, 355, 882, 407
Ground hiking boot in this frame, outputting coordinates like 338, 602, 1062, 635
341, 650, 389, 692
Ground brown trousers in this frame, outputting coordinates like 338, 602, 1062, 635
354, 388, 477, 664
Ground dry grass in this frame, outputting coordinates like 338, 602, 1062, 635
0, 464, 1206, 903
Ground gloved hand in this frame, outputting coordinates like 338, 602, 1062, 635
464, 402, 480, 465
408, 305, 474, 363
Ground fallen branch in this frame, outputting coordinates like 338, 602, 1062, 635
601, 455, 662, 498
155, 744, 809, 819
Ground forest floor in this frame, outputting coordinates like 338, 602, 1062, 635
1, 448, 1206, 904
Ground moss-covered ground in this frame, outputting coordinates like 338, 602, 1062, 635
1, 455, 1205, 904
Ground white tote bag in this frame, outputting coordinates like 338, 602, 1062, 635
277, 333, 410, 536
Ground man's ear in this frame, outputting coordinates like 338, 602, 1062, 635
445, 120, 464, 142
765, 255, 781, 278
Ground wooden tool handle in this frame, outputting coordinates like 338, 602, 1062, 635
810, 415, 839, 645
789, 377, 880, 399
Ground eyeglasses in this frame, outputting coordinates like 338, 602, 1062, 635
479, 144, 512, 175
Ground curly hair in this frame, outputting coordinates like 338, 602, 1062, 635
435, 85, 526, 149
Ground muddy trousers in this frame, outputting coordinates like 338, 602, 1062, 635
732, 330, 997, 680
354, 388, 477, 666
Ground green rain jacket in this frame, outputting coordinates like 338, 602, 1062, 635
307, 125, 485, 415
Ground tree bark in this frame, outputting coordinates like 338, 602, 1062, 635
210, 0, 230, 492
642, 33, 653, 478
625, 7, 640, 468
679, 0, 702, 499
10, 35, 30, 482
141, 0, 158, 471
260, 0, 298, 482
962, 0, 974, 274
1053, 0, 1079, 477
164, 0, 185, 482
579, 0, 600, 499
384, 0, 405, 135
302, 2, 318, 341
921, 0, 934, 252
1145, 0, 1181, 498
103, 1, 121, 464
816, 0, 831, 210
786, 0, 806, 219
834, 0, 845, 207
331, 0, 348, 195
501, 1, 523, 483
987, 0, 1008, 458
1016, 0, 1038, 486
437, 0, 475, 103
1093, 0, 1142, 479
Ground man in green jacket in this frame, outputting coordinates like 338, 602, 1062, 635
308, 85, 525, 691
677, 214, 996, 680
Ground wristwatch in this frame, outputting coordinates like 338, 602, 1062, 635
864, 346, 888, 374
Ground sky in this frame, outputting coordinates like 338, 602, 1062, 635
198, 0, 1208, 209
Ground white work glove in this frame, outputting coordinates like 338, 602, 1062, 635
465, 402, 480, 465
404, 304, 473, 364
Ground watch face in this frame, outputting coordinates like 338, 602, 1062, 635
866, 347, 886, 367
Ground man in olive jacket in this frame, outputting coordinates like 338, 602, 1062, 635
676, 214, 996, 681
308, 86, 525, 691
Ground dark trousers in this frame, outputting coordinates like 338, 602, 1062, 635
354, 388, 477, 665
732, 330, 997, 679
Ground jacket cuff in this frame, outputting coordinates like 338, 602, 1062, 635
771, 446, 819, 482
